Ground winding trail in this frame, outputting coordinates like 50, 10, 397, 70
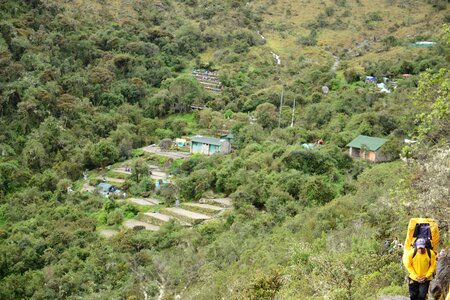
271, 51, 281, 65
257, 30, 281, 66
330, 53, 340, 72
257, 30, 265, 40
97, 176, 126, 184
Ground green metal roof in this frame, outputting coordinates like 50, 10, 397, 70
346, 135, 387, 151
191, 136, 224, 146
220, 133, 234, 139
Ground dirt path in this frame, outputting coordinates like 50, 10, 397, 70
112, 169, 131, 175
81, 182, 96, 192
270, 51, 281, 65
99, 229, 118, 238
322, 48, 340, 73
97, 177, 126, 184
330, 53, 340, 72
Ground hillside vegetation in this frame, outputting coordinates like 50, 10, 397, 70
0, 0, 449, 299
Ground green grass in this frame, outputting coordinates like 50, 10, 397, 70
257, 0, 447, 73
165, 113, 198, 135
106, 170, 130, 179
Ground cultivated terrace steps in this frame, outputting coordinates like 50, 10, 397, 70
94, 162, 232, 232
123, 198, 233, 231
126, 197, 161, 206
181, 203, 225, 215
140, 212, 174, 226
123, 219, 160, 231
162, 207, 211, 225
201, 197, 233, 208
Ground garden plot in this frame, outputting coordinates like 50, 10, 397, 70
81, 182, 96, 193
98, 229, 118, 238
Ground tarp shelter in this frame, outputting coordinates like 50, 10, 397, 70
302, 143, 316, 149
365, 76, 377, 82
412, 41, 436, 47
377, 83, 391, 93
97, 182, 116, 194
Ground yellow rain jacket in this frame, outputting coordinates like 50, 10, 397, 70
403, 248, 436, 281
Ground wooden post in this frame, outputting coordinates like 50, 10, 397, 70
278, 86, 284, 128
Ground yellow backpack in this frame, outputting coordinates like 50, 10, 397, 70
404, 218, 439, 254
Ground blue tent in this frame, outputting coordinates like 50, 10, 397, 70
365, 76, 377, 82
98, 183, 114, 193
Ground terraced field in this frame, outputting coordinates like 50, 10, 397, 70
82, 155, 233, 236
124, 198, 233, 231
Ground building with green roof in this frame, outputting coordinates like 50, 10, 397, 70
190, 136, 231, 155
346, 135, 388, 162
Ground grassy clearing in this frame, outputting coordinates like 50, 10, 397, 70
255, 0, 446, 73
350, 46, 432, 67
165, 112, 198, 134
199, 48, 215, 64
265, 33, 300, 58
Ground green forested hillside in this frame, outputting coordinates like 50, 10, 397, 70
0, 0, 449, 299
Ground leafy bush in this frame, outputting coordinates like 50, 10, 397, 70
107, 209, 123, 225
301, 175, 336, 206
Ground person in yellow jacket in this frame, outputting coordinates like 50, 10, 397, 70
404, 238, 437, 300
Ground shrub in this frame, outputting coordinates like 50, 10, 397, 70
301, 175, 336, 206
344, 67, 363, 83
121, 203, 139, 219
364, 12, 383, 23
282, 149, 336, 175
107, 209, 123, 225
296, 30, 317, 46
245, 270, 283, 299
